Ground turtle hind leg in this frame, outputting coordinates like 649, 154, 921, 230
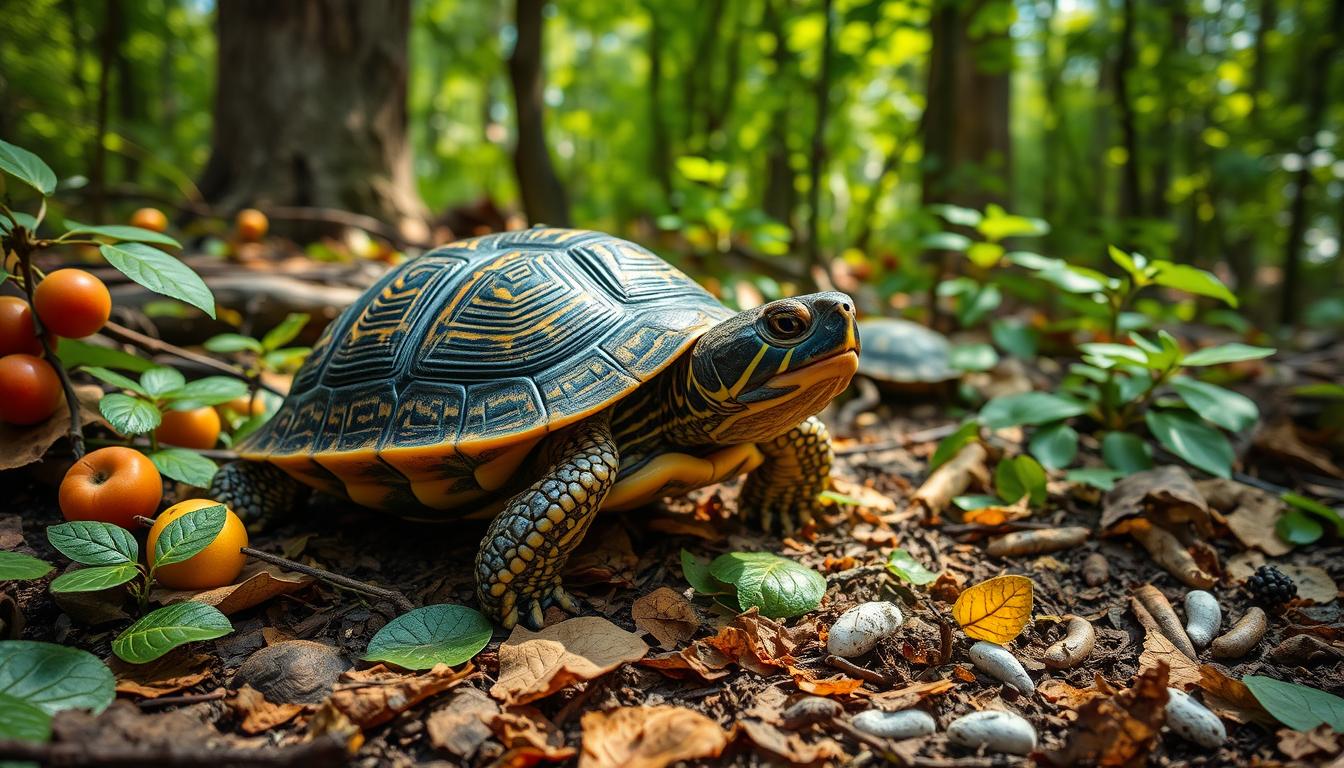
739, 415, 834, 535
209, 461, 309, 529
475, 412, 618, 630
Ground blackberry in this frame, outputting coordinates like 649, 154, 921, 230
1246, 565, 1297, 607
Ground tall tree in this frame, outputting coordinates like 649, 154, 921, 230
197, 0, 427, 240
509, 0, 571, 227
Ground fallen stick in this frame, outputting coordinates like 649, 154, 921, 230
101, 321, 285, 397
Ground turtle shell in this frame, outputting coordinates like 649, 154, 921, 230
855, 318, 959, 385
240, 228, 732, 513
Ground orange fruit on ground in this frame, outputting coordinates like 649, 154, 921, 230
0, 296, 46, 356
155, 406, 222, 450
59, 446, 163, 529
129, 207, 168, 233
235, 209, 269, 242
216, 395, 265, 420
0, 353, 62, 425
32, 269, 112, 338
147, 499, 248, 590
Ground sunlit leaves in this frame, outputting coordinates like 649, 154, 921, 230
952, 575, 1034, 644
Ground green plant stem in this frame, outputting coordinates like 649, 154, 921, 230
13, 232, 86, 458
1098, 283, 1138, 428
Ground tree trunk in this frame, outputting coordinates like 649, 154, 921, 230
508, 0, 571, 227
761, 0, 796, 228
1114, 0, 1143, 220
197, 0, 428, 241
803, 0, 835, 278
646, 3, 673, 204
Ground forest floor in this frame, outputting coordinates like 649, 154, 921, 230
5, 341, 1344, 767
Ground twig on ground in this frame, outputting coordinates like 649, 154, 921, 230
136, 689, 228, 710
834, 423, 961, 456
826, 564, 888, 586
825, 654, 902, 687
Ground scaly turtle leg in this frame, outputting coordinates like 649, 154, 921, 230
209, 461, 309, 528
739, 415, 834, 535
475, 412, 618, 630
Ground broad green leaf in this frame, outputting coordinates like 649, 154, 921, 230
886, 548, 939, 586
0, 138, 57, 195
46, 521, 137, 565
1151, 262, 1237, 307
0, 691, 51, 742
0, 210, 39, 234
1145, 410, 1234, 478
164, 376, 249, 409
930, 421, 981, 471
928, 204, 983, 227
965, 241, 1005, 268
709, 552, 825, 619
980, 392, 1087, 429
260, 313, 309, 351
49, 564, 139, 593
977, 205, 1049, 241
152, 503, 228, 568
112, 602, 233, 664
680, 549, 729, 596
148, 448, 218, 487
1029, 423, 1079, 470
60, 339, 155, 373
956, 283, 1001, 327
204, 334, 263, 354
139, 366, 186, 397
0, 551, 53, 581
953, 495, 1001, 511
1172, 377, 1259, 432
994, 455, 1048, 506
990, 318, 1037, 359
1276, 508, 1324, 546
63, 220, 181, 248
1102, 431, 1154, 472
262, 346, 312, 372
1078, 343, 1147, 367
1182, 343, 1275, 367
921, 232, 972, 251
82, 365, 147, 395
1066, 468, 1127, 491
0, 640, 115, 715
363, 604, 492, 670
99, 242, 216, 319
1243, 675, 1344, 731
1281, 493, 1344, 536
99, 392, 161, 435
948, 342, 998, 372
1107, 245, 1144, 281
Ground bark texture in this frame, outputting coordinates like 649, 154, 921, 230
509, 0, 571, 227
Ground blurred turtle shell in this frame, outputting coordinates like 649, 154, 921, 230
856, 318, 959, 392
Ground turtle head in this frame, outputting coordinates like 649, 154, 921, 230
683, 291, 860, 444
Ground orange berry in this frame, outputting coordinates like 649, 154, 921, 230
235, 209, 269, 242
155, 406, 222, 450
59, 446, 164, 529
129, 207, 168, 233
0, 353, 61, 425
0, 296, 45, 356
148, 499, 248, 590
33, 269, 112, 338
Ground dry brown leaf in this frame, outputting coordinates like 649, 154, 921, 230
152, 562, 312, 615
1047, 663, 1170, 767
910, 442, 989, 519
1228, 553, 1339, 604
962, 497, 1032, 526
324, 662, 472, 729
1199, 479, 1292, 556
864, 679, 956, 710
631, 588, 699, 649
579, 705, 728, 768
1255, 421, 1344, 479
642, 609, 807, 681
1039, 676, 1110, 712
492, 616, 649, 705
230, 684, 305, 734
111, 651, 212, 699
1135, 603, 1201, 690
645, 515, 724, 541
1196, 665, 1275, 726
564, 522, 638, 587
427, 687, 499, 760
787, 666, 865, 697
0, 384, 101, 470
828, 476, 898, 514
1278, 725, 1343, 761
1125, 520, 1216, 589
734, 719, 848, 765
1102, 466, 1212, 536
490, 705, 578, 763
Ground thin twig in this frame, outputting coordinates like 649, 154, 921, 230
101, 320, 285, 396
15, 237, 86, 458
825, 654, 901, 687
241, 547, 415, 613
835, 424, 962, 456
0, 736, 348, 767
136, 689, 228, 710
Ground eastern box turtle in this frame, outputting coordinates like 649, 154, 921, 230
211, 228, 860, 628
839, 317, 958, 432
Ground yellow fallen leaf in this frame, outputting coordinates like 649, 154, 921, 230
952, 574, 1033, 643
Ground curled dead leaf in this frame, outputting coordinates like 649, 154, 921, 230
0, 384, 101, 471
427, 688, 499, 760
1133, 598, 1201, 689
631, 587, 700, 649
963, 497, 1033, 526
734, 719, 848, 765
1254, 421, 1344, 479
579, 705, 728, 768
1196, 665, 1275, 726
1199, 479, 1292, 557
152, 562, 312, 615
491, 616, 649, 705
230, 684, 305, 734
642, 609, 809, 682
864, 679, 956, 710
910, 442, 989, 520
787, 666, 865, 697
490, 705, 578, 763
111, 650, 213, 699
323, 662, 473, 729
1102, 466, 1212, 536
1045, 663, 1170, 767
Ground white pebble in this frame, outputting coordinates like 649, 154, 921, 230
826, 601, 904, 658
1166, 688, 1227, 748
1183, 590, 1222, 650
851, 709, 936, 740
947, 710, 1037, 755
968, 640, 1035, 694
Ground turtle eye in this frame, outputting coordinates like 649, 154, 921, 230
763, 305, 811, 341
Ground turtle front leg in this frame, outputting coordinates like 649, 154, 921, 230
209, 461, 309, 529
739, 415, 834, 535
475, 412, 618, 630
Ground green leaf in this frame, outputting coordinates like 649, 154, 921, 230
1145, 410, 1234, 478
0, 691, 52, 743
112, 602, 233, 664
965, 241, 1005, 268
148, 448, 218, 487
82, 366, 148, 395
680, 549, 729, 596
1276, 508, 1324, 546
930, 421, 981, 471
99, 393, 161, 436
1101, 431, 1153, 473
1151, 262, 1237, 307
928, 204, 983, 227
203, 334, 263, 354
709, 552, 825, 619
977, 205, 1049, 241
955, 283, 1001, 327
980, 392, 1087, 429
1029, 423, 1079, 470
59, 339, 155, 373
921, 232, 972, 251
0, 210, 39, 234
49, 564, 140, 593
0, 551, 53, 581
139, 367, 186, 397
1107, 245, 1143, 281
1294, 383, 1344, 400
948, 342, 998, 372
994, 455, 1048, 506
1281, 493, 1344, 536
363, 604, 492, 670
152, 503, 227, 568
1182, 343, 1275, 367
0, 138, 57, 195
990, 318, 1037, 359
46, 521, 137, 566
1243, 675, 1344, 732
260, 313, 310, 351
262, 347, 312, 372
1078, 343, 1148, 367
953, 495, 1001, 511
0, 640, 115, 715
886, 548, 939, 586
99, 243, 216, 319
1171, 377, 1259, 432
1065, 468, 1127, 491
164, 376, 249, 409
63, 220, 181, 248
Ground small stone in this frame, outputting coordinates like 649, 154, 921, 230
947, 710, 1037, 755
851, 709, 936, 740
229, 640, 350, 705
827, 601, 904, 658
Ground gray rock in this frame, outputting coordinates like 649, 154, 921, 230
229, 640, 350, 704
